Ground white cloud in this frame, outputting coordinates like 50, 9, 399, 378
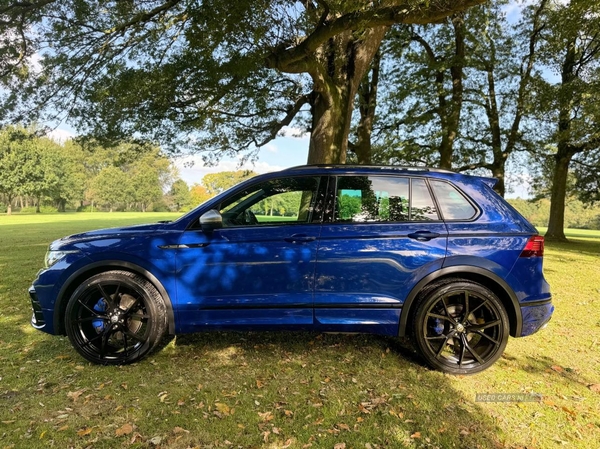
264, 143, 278, 153
174, 155, 288, 187
280, 126, 310, 140
46, 128, 75, 143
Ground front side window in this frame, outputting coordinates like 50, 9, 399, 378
219, 176, 321, 227
334, 176, 439, 223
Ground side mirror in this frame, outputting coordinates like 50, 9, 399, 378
199, 209, 223, 232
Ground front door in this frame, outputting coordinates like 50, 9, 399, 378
175, 175, 325, 332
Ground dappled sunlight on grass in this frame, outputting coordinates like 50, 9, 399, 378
0, 215, 598, 447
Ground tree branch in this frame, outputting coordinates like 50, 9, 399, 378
266, 0, 484, 71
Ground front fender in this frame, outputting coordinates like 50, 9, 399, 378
54, 255, 177, 335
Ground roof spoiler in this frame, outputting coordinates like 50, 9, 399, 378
479, 177, 498, 189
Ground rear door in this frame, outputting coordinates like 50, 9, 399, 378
313, 175, 448, 335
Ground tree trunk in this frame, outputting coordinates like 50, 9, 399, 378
440, 13, 466, 169
546, 38, 578, 242
353, 50, 381, 164
36, 196, 41, 213
307, 26, 389, 164
545, 151, 572, 241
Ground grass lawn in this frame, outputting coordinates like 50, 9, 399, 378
0, 213, 599, 448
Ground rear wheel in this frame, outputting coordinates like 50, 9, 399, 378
412, 280, 509, 374
65, 271, 167, 365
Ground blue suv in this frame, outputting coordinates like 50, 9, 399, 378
29, 165, 553, 374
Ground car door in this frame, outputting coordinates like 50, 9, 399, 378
174, 175, 326, 332
313, 175, 448, 335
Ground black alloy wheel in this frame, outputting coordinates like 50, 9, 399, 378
413, 280, 509, 374
65, 271, 167, 365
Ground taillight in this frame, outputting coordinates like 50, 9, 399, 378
520, 235, 545, 257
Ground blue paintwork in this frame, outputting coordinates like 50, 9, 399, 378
29, 165, 553, 345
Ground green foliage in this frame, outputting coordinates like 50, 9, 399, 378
202, 170, 256, 196
509, 197, 600, 230
338, 194, 363, 220
169, 179, 193, 211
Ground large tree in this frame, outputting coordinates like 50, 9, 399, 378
533, 0, 600, 241
1, 0, 483, 165
370, 1, 548, 197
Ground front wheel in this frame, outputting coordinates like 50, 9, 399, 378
65, 271, 167, 365
412, 280, 509, 375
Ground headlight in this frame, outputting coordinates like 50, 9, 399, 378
45, 250, 78, 268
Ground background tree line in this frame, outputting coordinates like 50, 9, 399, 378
1, 0, 599, 240
0, 126, 174, 214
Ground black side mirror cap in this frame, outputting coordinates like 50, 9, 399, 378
199, 209, 223, 232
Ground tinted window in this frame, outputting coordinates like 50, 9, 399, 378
411, 178, 439, 221
430, 180, 477, 220
219, 177, 321, 227
335, 176, 438, 222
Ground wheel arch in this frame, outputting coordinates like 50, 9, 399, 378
54, 261, 176, 336
399, 266, 522, 338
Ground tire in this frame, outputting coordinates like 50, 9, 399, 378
412, 279, 509, 375
65, 270, 168, 365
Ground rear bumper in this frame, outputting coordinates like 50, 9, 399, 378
519, 300, 554, 337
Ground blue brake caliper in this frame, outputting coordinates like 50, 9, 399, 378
92, 298, 107, 333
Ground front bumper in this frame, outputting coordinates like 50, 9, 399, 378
29, 285, 48, 330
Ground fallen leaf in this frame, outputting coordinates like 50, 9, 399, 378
338, 423, 350, 431
67, 390, 84, 402
589, 384, 600, 393
77, 427, 93, 436
551, 365, 564, 373
334, 443, 346, 449
57, 425, 69, 431
256, 379, 264, 388
561, 406, 577, 417
282, 439, 293, 448
115, 423, 134, 436
215, 403, 231, 415
173, 426, 189, 434
262, 430, 271, 442
258, 411, 274, 422
411, 432, 421, 439
273, 427, 280, 434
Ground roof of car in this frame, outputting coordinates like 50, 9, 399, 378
278, 164, 498, 188
281, 164, 455, 174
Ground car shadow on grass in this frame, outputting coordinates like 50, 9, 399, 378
171, 331, 510, 448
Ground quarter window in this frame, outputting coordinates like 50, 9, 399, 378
430, 180, 477, 220
334, 176, 439, 223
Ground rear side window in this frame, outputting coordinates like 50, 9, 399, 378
335, 176, 439, 223
430, 180, 477, 220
